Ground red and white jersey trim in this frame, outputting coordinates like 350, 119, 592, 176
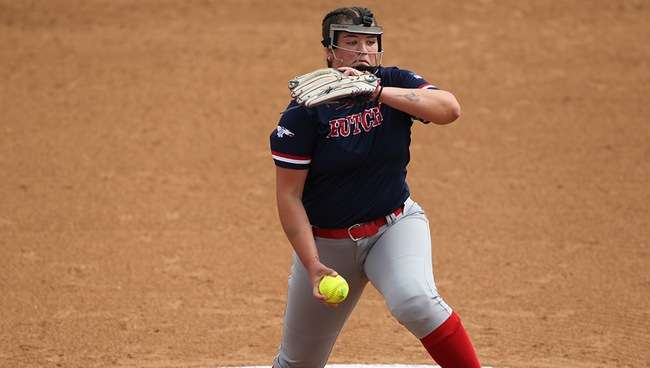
272, 150, 311, 165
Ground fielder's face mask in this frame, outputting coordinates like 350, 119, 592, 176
322, 21, 384, 68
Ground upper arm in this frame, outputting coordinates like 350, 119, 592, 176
389, 68, 459, 124
390, 67, 439, 91
275, 166, 309, 199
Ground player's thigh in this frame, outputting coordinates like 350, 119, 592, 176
276, 240, 366, 367
282, 250, 365, 336
364, 213, 451, 337
365, 213, 437, 298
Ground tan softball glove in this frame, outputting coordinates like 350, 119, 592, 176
288, 68, 380, 108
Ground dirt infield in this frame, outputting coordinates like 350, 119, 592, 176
1, 1, 649, 367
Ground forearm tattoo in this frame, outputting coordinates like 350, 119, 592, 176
399, 91, 420, 102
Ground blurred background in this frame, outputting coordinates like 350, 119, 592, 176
1, 1, 648, 367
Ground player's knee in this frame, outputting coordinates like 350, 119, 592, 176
389, 293, 435, 324
388, 292, 451, 338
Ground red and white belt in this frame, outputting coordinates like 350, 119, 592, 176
313, 206, 404, 241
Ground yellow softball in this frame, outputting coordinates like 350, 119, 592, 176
318, 274, 349, 304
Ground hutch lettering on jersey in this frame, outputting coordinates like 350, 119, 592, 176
326, 105, 383, 138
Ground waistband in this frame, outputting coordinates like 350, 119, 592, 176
312, 205, 404, 241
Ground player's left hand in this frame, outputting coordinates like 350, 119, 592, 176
288, 68, 380, 108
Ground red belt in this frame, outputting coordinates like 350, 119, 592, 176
313, 206, 404, 241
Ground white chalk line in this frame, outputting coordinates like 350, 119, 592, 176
219, 365, 493, 368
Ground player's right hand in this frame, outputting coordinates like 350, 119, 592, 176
337, 66, 364, 76
307, 262, 340, 307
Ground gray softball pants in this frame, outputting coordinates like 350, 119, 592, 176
273, 197, 453, 368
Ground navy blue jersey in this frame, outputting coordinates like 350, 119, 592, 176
270, 66, 438, 228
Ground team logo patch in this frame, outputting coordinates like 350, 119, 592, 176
276, 125, 295, 138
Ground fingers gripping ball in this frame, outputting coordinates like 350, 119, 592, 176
319, 275, 349, 304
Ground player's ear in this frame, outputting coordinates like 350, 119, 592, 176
324, 47, 334, 67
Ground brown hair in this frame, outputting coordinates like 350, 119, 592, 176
321, 7, 378, 48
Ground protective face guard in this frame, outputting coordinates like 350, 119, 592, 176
326, 24, 384, 67
328, 24, 383, 49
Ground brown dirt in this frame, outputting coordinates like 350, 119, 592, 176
1, 1, 649, 367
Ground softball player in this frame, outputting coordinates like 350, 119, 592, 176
269, 6, 481, 368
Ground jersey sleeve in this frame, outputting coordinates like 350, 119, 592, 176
390, 68, 439, 91
388, 67, 440, 123
269, 100, 318, 170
